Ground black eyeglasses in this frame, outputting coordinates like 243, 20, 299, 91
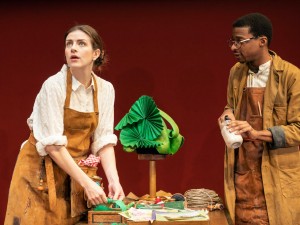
228, 37, 257, 49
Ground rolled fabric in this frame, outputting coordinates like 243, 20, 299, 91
78, 154, 101, 167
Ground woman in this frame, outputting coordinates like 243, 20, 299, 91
5, 24, 124, 225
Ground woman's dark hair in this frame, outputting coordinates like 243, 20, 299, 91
64, 24, 107, 71
233, 13, 273, 46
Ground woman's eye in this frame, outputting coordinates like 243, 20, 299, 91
66, 42, 72, 48
79, 42, 86, 47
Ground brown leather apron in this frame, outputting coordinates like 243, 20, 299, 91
234, 87, 269, 225
5, 69, 99, 225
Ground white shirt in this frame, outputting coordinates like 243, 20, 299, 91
26, 65, 117, 156
247, 60, 271, 87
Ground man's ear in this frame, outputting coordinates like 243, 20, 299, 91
260, 36, 268, 47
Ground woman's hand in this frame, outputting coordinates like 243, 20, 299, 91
108, 181, 125, 200
82, 178, 107, 205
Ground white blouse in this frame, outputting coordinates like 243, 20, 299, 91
26, 65, 117, 156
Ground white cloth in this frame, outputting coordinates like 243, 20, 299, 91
26, 65, 117, 156
247, 60, 271, 87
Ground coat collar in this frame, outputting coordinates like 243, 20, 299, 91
232, 50, 283, 123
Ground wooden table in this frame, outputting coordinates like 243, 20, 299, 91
208, 209, 232, 225
76, 209, 231, 225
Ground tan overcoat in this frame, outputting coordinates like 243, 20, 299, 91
224, 51, 300, 225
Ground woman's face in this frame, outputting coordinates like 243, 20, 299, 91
65, 30, 100, 70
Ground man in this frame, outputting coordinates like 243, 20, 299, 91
218, 13, 300, 225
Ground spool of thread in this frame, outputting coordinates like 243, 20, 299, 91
221, 115, 243, 149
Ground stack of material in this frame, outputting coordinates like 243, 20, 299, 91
184, 188, 223, 210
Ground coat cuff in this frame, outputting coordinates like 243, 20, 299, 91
267, 126, 286, 149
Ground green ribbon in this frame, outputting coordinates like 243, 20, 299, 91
93, 198, 134, 211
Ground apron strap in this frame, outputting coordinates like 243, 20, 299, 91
28, 133, 57, 211
91, 73, 99, 115
64, 68, 72, 108
45, 156, 57, 211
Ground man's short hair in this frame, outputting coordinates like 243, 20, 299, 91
233, 13, 273, 46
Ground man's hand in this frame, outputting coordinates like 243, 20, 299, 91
227, 120, 258, 140
218, 109, 235, 128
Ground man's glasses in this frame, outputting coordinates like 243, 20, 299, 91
228, 37, 257, 49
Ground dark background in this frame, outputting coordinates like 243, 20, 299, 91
1, 0, 300, 223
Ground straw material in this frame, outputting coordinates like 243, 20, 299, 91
184, 188, 222, 209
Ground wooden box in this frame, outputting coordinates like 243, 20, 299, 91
88, 212, 210, 225
88, 211, 125, 225
124, 219, 209, 225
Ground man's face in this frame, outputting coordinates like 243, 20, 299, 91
229, 27, 261, 64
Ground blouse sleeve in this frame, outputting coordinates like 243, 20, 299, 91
31, 73, 67, 156
91, 78, 117, 155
